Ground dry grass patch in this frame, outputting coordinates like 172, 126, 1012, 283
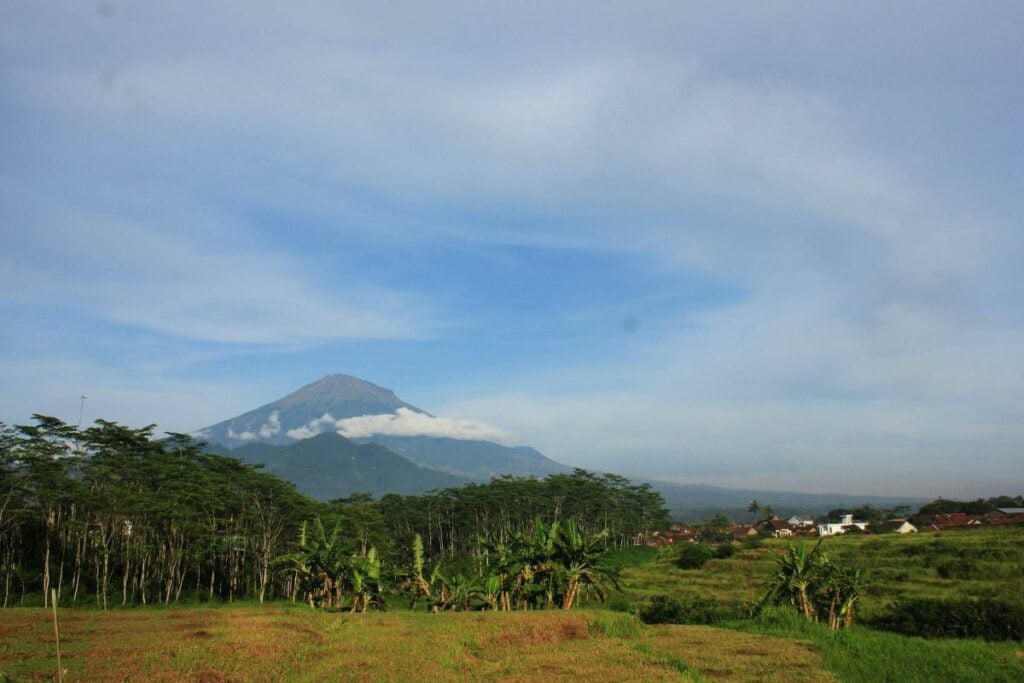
645, 625, 836, 683
0, 606, 839, 682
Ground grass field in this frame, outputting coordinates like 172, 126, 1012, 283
619, 527, 1024, 620
614, 528, 1024, 682
3, 529, 1023, 682
0, 605, 838, 682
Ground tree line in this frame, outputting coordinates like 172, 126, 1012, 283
0, 415, 669, 610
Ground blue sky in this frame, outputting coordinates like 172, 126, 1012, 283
2, 2, 1022, 497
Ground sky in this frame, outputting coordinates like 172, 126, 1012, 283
2, 2, 1022, 498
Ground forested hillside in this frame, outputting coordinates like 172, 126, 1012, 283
226, 432, 470, 498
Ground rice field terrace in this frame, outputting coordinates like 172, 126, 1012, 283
619, 527, 1024, 621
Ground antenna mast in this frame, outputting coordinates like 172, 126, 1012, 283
78, 395, 88, 429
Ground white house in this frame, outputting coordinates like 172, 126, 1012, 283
882, 519, 917, 534
817, 514, 869, 537
787, 515, 815, 528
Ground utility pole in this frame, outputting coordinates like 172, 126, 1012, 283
78, 395, 88, 429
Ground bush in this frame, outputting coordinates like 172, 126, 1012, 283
871, 597, 1024, 641
638, 594, 727, 625
740, 536, 764, 550
674, 543, 715, 569
715, 543, 737, 559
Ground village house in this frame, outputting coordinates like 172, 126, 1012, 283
729, 524, 759, 542
756, 517, 803, 538
787, 515, 816, 528
650, 525, 697, 546
817, 514, 869, 537
923, 512, 983, 531
878, 518, 917, 534
986, 512, 1024, 527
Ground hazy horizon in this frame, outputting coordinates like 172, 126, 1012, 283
2, 3, 1022, 499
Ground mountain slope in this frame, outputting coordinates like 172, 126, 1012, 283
224, 432, 468, 499
198, 374, 426, 447
361, 435, 571, 480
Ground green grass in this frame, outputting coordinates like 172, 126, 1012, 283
735, 607, 1024, 683
621, 528, 1024, 620
616, 529, 1024, 682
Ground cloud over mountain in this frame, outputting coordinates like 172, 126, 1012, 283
286, 407, 515, 444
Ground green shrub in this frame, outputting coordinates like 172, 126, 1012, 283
638, 594, 729, 625
606, 593, 631, 613
871, 597, 1024, 641
675, 543, 715, 569
740, 536, 764, 550
715, 543, 737, 559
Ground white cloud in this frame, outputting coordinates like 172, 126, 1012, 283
285, 412, 337, 440
335, 408, 516, 444
258, 411, 281, 438
227, 426, 256, 441
282, 408, 515, 444
0, 209, 435, 344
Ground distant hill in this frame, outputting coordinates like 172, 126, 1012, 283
647, 480, 928, 522
360, 435, 571, 480
221, 432, 468, 499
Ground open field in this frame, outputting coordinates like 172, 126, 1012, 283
1, 602, 1021, 682
0, 606, 837, 682
620, 527, 1024, 620
2, 529, 1023, 682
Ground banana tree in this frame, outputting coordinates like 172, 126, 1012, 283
760, 540, 825, 621
276, 518, 351, 609
818, 558, 866, 629
554, 519, 617, 609
348, 546, 384, 613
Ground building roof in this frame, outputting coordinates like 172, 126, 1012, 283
927, 512, 982, 528
996, 507, 1024, 515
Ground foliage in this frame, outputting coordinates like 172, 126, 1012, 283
674, 544, 715, 570
696, 514, 731, 543
758, 540, 867, 629
713, 543, 736, 560
420, 517, 619, 612
0, 414, 668, 610
917, 495, 1023, 516
870, 597, 1024, 641
637, 594, 728, 625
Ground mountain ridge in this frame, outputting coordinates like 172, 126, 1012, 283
224, 431, 468, 499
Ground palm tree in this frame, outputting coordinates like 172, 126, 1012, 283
747, 500, 760, 522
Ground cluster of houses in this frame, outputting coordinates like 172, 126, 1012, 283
651, 507, 1024, 546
